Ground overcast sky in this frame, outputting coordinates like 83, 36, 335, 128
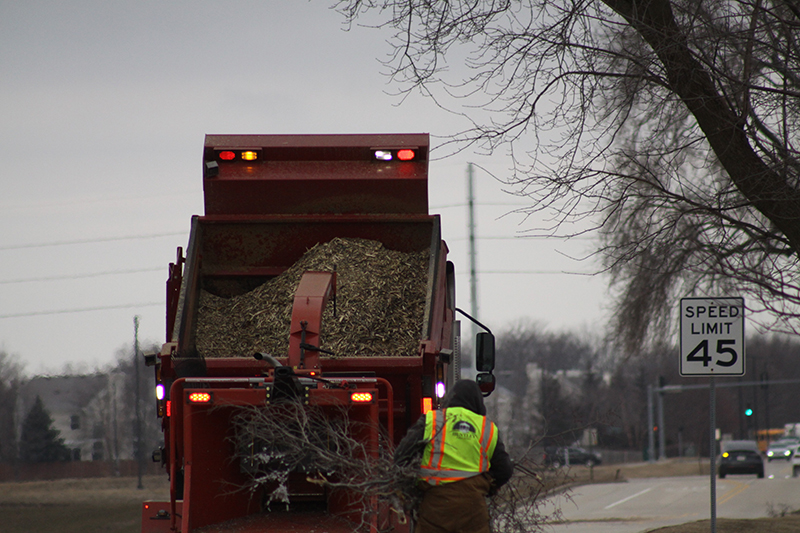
0, 1, 609, 375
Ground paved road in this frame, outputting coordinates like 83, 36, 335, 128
540, 459, 800, 533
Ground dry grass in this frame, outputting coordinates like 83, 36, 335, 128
0, 475, 168, 505
561, 457, 711, 487
0, 475, 169, 533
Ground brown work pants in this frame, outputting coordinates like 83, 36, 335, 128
415, 474, 492, 533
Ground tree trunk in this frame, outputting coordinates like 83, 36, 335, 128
603, 0, 800, 254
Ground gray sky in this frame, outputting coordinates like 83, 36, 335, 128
0, 1, 608, 375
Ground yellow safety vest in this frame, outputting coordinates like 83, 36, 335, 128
419, 406, 498, 485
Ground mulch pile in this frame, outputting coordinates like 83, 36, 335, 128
196, 237, 430, 358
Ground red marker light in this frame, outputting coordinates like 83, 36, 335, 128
219, 151, 236, 161
397, 149, 415, 161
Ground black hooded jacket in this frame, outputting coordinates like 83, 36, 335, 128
394, 380, 514, 489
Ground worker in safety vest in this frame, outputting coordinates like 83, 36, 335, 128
395, 379, 513, 533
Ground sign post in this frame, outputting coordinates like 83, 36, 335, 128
680, 297, 745, 533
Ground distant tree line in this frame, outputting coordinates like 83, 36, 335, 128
492, 324, 800, 458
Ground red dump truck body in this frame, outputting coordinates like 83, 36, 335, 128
142, 134, 492, 533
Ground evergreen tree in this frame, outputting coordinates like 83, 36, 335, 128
19, 395, 69, 463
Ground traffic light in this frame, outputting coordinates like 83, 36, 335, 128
745, 405, 753, 417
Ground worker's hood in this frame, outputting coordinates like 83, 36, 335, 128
442, 379, 486, 416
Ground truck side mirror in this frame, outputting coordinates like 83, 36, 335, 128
476, 372, 496, 395
475, 332, 495, 373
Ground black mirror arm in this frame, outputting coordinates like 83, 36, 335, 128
455, 307, 493, 336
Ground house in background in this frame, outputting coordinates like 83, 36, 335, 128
17, 373, 130, 462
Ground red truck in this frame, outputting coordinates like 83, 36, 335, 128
141, 133, 496, 533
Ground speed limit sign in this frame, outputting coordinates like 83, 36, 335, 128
680, 297, 745, 376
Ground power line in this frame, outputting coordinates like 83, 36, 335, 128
0, 267, 164, 285
0, 302, 163, 319
446, 235, 596, 242
0, 231, 186, 251
458, 270, 597, 275
431, 202, 531, 209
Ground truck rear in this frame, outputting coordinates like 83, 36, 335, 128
141, 133, 495, 533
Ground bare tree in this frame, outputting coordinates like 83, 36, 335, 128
335, 0, 800, 351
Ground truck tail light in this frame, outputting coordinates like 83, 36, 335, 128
188, 391, 212, 403
215, 149, 262, 162
350, 392, 374, 403
373, 149, 417, 161
166, 400, 171, 417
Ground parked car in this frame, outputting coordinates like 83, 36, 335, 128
543, 446, 602, 467
766, 437, 800, 461
719, 440, 764, 479
790, 445, 800, 477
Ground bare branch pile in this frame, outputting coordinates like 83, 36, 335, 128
232, 403, 559, 532
196, 237, 429, 358
231, 402, 421, 532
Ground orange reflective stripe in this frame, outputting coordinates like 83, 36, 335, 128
424, 409, 447, 471
482, 423, 495, 470
435, 408, 448, 470
424, 410, 436, 468
478, 416, 488, 471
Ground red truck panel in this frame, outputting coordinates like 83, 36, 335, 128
203, 133, 429, 216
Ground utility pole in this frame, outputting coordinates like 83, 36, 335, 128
112, 378, 120, 477
134, 315, 144, 489
647, 384, 655, 463
467, 163, 478, 378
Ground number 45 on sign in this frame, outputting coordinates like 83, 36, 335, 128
680, 297, 745, 376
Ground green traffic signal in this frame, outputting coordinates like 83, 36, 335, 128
745, 407, 753, 417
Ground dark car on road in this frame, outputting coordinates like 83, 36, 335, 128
719, 440, 764, 479
543, 446, 602, 467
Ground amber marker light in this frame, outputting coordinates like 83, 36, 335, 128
188, 391, 212, 403
421, 397, 433, 414
350, 392, 374, 403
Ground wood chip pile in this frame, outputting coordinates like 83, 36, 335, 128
196, 237, 430, 358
